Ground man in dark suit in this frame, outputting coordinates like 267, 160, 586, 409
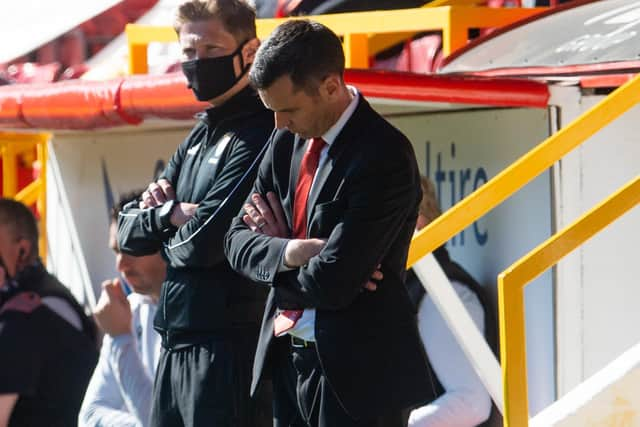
224, 20, 432, 427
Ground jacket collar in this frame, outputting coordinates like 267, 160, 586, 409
14, 259, 47, 291
289, 93, 372, 185
289, 95, 376, 223
319, 86, 359, 147
198, 85, 267, 127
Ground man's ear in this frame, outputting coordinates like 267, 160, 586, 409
17, 239, 32, 265
242, 38, 260, 66
320, 74, 341, 100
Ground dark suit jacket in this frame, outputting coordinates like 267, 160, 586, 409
224, 95, 432, 419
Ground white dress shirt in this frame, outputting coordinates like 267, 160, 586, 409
408, 281, 492, 427
79, 294, 161, 427
282, 86, 360, 342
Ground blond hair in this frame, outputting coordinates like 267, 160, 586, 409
174, 0, 256, 43
419, 176, 442, 225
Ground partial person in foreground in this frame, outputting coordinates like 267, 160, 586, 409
225, 20, 433, 427
0, 198, 98, 427
79, 192, 165, 427
117, 1, 273, 425
406, 176, 494, 427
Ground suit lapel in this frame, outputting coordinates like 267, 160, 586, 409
305, 148, 335, 215
306, 96, 369, 221
288, 134, 306, 215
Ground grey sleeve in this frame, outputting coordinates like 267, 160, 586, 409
78, 336, 142, 427
108, 334, 154, 427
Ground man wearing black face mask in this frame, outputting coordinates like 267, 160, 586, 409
116, 1, 273, 426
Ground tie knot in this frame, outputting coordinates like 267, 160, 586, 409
308, 137, 326, 155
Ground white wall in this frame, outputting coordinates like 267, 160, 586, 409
552, 86, 640, 398
531, 342, 640, 427
47, 123, 191, 303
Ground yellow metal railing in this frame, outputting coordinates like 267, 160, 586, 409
498, 176, 640, 427
0, 132, 49, 262
407, 73, 640, 266
406, 74, 640, 426
125, 5, 543, 74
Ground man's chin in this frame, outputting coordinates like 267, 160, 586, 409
129, 285, 152, 296
123, 278, 150, 295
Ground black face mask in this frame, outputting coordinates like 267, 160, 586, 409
181, 41, 249, 102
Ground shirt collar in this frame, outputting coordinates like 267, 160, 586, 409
199, 85, 266, 127
319, 85, 359, 147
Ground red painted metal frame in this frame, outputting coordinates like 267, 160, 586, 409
0, 70, 549, 130
0, 73, 208, 130
345, 69, 549, 108
580, 74, 636, 89
444, 62, 640, 79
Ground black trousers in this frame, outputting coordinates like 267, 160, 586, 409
149, 336, 271, 427
273, 339, 407, 427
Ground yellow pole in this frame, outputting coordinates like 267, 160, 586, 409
2, 143, 18, 198
499, 176, 640, 426
343, 33, 370, 68
36, 139, 47, 263
498, 273, 528, 427
128, 43, 149, 75
442, 7, 468, 56
0, 132, 49, 262
408, 72, 640, 267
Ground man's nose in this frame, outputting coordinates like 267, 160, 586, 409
194, 47, 209, 60
116, 253, 131, 272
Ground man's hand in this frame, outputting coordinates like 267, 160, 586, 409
0, 394, 18, 427
170, 202, 198, 227
364, 265, 383, 291
243, 192, 288, 237
93, 278, 132, 337
245, 192, 380, 291
283, 238, 326, 268
139, 179, 176, 209
282, 240, 380, 291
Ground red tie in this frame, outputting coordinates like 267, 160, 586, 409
274, 137, 326, 336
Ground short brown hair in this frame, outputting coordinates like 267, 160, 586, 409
419, 176, 442, 225
173, 0, 257, 43
249, 20, 345, 93
110, 190, 144, 223
0, 198, 39, 260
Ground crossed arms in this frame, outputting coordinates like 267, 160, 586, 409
224, 139, 418, 311
241, 192, 380, 290
118, 134, 264, 268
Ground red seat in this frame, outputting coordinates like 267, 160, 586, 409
60, 64, 90, 80
372, 35, 443, 74
6, 62, 61, 84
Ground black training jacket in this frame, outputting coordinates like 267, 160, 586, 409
117, 86, 274, 346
